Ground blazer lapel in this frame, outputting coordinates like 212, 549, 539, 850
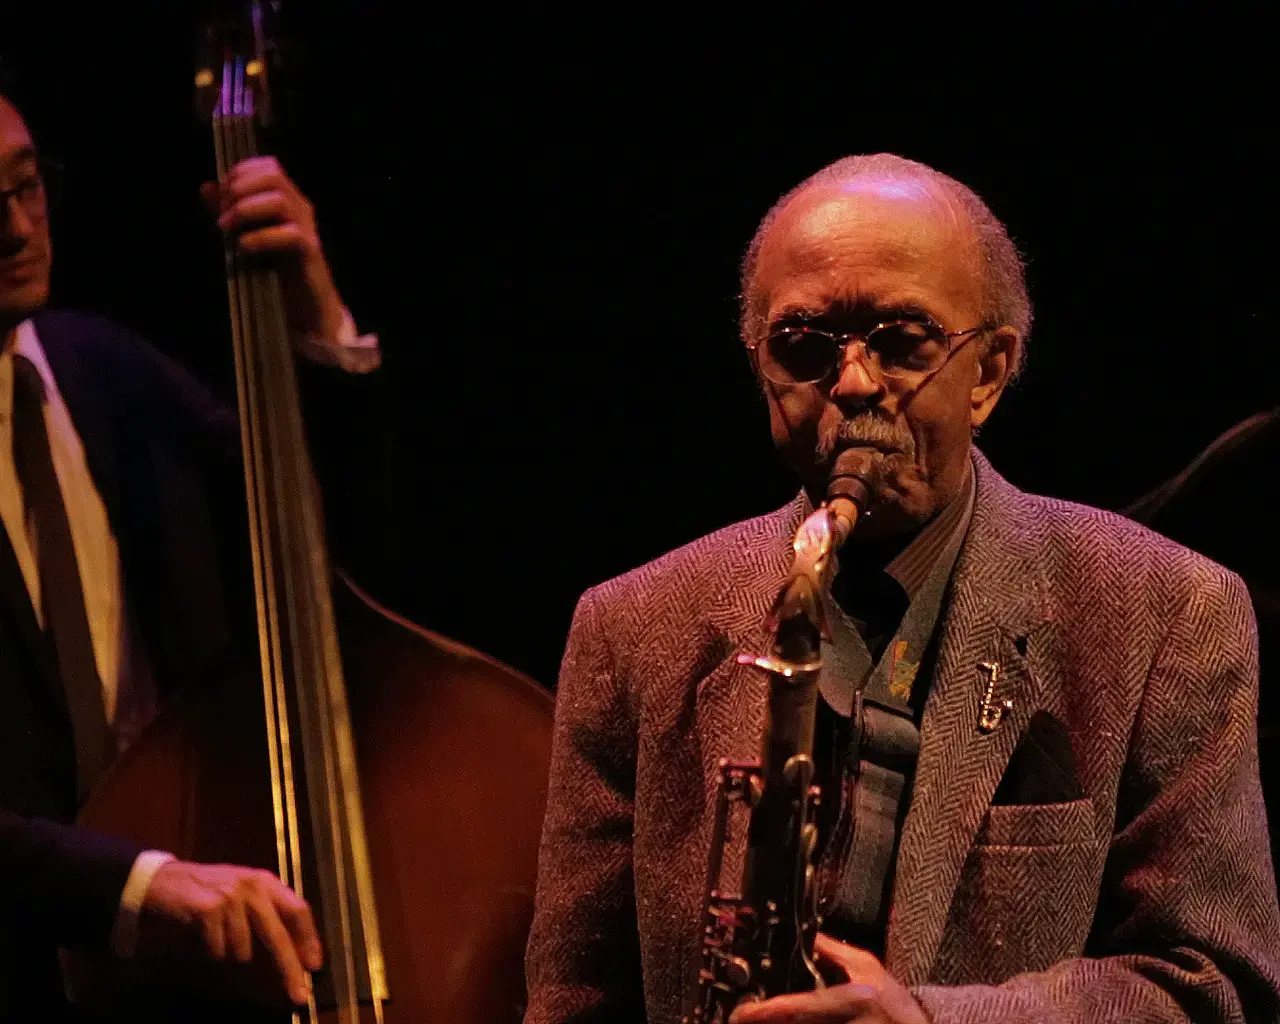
2, 321, 78, 717
884, 452, 1053, 985
32, 312, 125, 526
0, 519, 65, 715
696, 494, 808, 764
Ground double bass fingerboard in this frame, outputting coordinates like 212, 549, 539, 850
197, 7, 388, 1022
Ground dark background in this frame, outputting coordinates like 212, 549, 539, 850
5, 4, 1274, 689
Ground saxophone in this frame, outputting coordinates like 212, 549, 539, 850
683, 448, 882, 1023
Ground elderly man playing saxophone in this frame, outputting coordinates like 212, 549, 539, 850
523, 153, 1280, 1024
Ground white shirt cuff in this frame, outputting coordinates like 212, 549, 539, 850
292, 306, 382, 374
109, 850, 176, 959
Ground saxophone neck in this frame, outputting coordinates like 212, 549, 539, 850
826, 495, 860, 548
768, 448, 881, 664
769, 500, 853, 649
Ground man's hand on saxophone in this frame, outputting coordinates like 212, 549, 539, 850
728, 934, 928, 1024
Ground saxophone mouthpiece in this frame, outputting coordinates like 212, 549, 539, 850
826, 446, 884, 545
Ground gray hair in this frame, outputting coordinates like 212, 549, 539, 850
740, 153, 1033, 376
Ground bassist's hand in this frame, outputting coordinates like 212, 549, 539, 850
137, 860, 324, 1006
201, 156, 349, 343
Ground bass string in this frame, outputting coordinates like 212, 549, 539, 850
222, 52, 368, 1020
280, 280, 390, 1014
214, 114, 312, 1024
213, 58, 294, 907
227, 62, 320, 941
246, 151, 382, 1019
215, 56, 323, 1022
241, 104, 390, 1007
235, 115, 361, 1021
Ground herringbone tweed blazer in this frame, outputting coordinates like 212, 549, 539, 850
524, 451, 1280, 1024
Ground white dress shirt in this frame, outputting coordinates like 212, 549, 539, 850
0, 311, 380, 957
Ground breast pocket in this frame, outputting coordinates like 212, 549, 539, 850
932, 798, 1105, 986
975, 797, 1094, 847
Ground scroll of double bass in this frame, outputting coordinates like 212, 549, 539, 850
74, 4, 555, 1020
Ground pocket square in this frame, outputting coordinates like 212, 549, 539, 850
991, 710, 1084, 805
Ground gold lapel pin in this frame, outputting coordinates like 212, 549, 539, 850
977, 660, 1013, 734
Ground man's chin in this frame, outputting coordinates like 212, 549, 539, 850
1, 285, 51, 332
856, 494, 928, 541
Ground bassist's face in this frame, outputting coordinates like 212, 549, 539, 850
0, 97, 52, 334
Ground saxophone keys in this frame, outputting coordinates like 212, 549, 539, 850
800, 822, 818, 859
724, 955, 752, 988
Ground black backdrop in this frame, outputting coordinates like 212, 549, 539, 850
6, 4, 1274, 688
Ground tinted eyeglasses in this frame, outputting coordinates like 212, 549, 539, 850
751, 318, 992, 386
0, 157, 63, 224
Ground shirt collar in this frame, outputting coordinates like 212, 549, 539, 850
0, 319, 53, 417
884, 457, 976, 599
2, 318, 58, 388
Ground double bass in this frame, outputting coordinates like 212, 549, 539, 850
74, 4, 555, 1020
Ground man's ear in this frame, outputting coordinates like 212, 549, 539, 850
971, 326, 1019, 429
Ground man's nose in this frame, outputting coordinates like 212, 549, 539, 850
829, 341, 884, 406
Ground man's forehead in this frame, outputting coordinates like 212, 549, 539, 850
769, 177, 970, 258
753, 174, 983, 319
763, 174, 973, 263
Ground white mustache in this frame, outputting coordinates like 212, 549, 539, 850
821, 415, 916, 462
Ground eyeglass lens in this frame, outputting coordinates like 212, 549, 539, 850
763, 322, 946, 383
1, 176, 48, 220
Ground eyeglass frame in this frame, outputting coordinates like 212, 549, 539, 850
0, 156, 63, 225
747, 317, 996, 388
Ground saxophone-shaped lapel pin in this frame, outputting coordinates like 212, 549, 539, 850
977, 660, 1013, 734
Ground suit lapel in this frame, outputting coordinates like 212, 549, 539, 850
32, 312, 125, 527
2, 320, 80, 717
0, 517, 65, 715
691, 491, 808, 814
884, 453, 1053, 984
695, 494, 808, 798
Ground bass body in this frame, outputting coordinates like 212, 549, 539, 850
78, 572, 553, 1023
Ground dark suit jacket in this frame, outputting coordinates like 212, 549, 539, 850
0, 309, 384, 1020
525, 451, 1280, 1024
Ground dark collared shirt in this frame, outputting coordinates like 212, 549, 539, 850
813, 461, 976, 954
833, 461, 975, 658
